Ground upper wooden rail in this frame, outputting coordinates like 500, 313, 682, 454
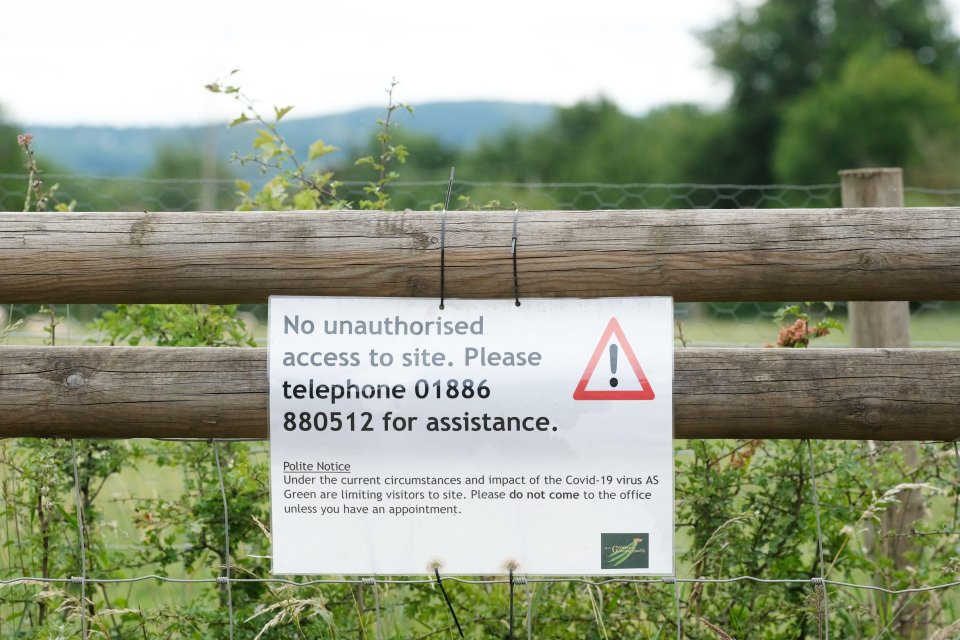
2, 346, 958, 441
2, 208, 959, 303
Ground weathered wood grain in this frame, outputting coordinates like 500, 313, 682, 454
2, 209, 959, 302
2, 346, 957, 440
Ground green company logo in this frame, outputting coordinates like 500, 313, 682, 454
601, 533, 649, 569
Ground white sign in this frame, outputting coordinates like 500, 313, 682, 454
269, 297, 673, 575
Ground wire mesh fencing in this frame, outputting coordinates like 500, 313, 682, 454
3, 173, 960, 212
3, 179, 960, 638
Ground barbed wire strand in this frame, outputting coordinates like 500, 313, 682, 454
806, 439, 830, 640
69, 439, 88, 640
212, 440, 235, 640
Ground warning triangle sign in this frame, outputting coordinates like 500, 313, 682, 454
573, 317, 655, 400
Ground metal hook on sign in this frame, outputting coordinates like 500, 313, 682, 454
439, 167, 455, 311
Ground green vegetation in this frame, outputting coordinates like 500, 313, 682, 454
702, 0, 960, 184
775, 50, 960, 185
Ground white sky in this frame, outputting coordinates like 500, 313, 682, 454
2, 0, 959, 127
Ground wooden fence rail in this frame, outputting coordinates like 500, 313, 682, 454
2, 346, 957, 441
2, 208, 960, 303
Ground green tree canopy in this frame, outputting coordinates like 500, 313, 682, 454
703, 0, 960, 183
774, 50, 960, 185
0, 109, 71, 211
0, 111, 26, 211
140, 143, 232, 210
461, 99, 728, 184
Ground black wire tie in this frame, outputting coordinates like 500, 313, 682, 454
511, 209, 521, 306
439, 167, 454, 310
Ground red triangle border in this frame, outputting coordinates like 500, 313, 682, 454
573, 317, 655, 401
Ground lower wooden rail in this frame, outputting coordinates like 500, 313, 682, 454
2, 347, 957, 440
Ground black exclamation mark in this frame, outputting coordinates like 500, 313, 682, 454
609, 344, 619, 387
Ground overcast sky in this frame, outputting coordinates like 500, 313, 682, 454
3, 0, 959, 127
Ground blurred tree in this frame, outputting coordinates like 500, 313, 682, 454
0, 108, 74, 211
359, 99, 742, 209
465, 99, 629, 183
460, 100, 728, 186
703, 0, 960, 183
0, 110, 21, 173
774, 50, 960, 185
0, 110, 26, 211
142, 142, 233, 211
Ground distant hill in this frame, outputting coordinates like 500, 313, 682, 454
24, 101, 554, 176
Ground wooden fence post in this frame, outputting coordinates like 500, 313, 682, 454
839, 167, 923, 637
839, 168, 910, 347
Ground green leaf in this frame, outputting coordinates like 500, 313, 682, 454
773, 304, 806, 324
293, 189, 320, 210
274, 105, 294, 121
311, 171, 335, 186
818, 318, 846, 333
235, 180, 252, 194
229, 113, 251, 127
253, 129, 277, 149
308, 139, 339, 161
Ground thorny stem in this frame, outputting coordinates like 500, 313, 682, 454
47, 305, 57, 346
18, 134, 44, 212
377, 80, 401, 186
37, 492, 50, 626
675, 319, 689, 347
